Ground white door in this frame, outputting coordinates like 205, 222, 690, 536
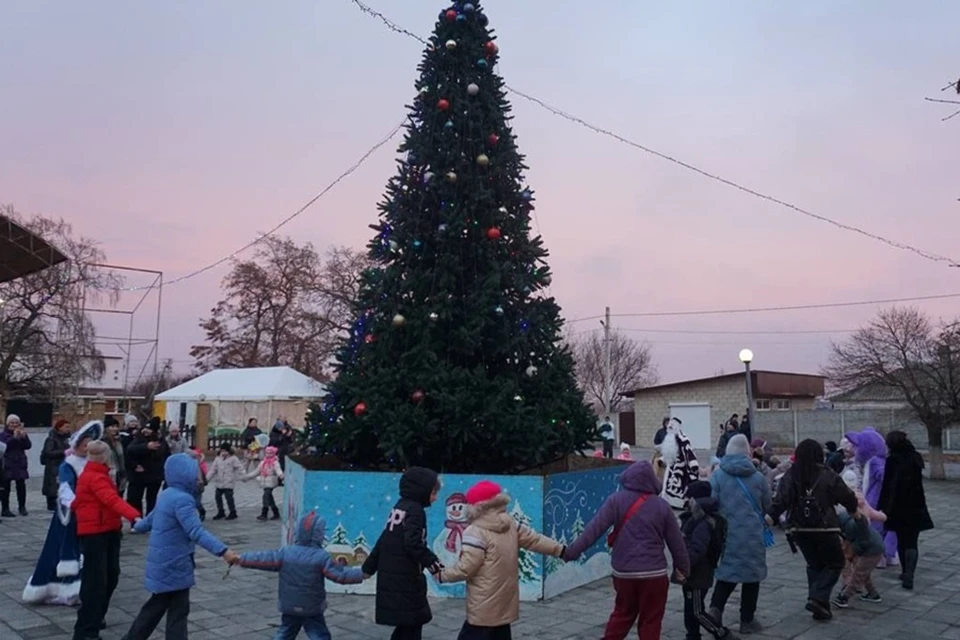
669, 403, 712, 450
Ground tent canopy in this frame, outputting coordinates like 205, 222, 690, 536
156, 366, 326, 402
0, 214, 68, 283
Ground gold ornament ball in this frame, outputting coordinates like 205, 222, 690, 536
392, 314, 406, 327
476, 154, 489, 167
446, 171, 457, 183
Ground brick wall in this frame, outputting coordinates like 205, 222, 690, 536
632, 377, 747, 446
754, 408, 957, 451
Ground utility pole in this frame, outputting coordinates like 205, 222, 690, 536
601, 306, 612, 417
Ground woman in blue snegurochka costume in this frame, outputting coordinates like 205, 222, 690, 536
22, 420, 103, 606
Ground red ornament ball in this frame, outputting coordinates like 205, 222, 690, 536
411, 389, 426, 403
484, 41, 499, 55
486, 227, 501, 240
364, 334, 375, 344
437, 99, 450, 111
353, 402, 368, 417
487, 133, 499, 147
445, 9, 458, 21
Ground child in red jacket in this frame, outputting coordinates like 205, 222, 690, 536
71, 440, 141, 640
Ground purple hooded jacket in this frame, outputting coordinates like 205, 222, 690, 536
565, 461, 689, 579
846, 428, 887, 509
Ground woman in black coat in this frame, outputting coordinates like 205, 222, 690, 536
39, 420, 71, 511
363, 467, 442, 640
125, 425, 168, 516
878, 430, 934, 590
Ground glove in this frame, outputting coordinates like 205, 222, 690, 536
559, 545, 567, 560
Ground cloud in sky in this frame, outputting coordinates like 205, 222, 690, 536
1, 0, 958, 384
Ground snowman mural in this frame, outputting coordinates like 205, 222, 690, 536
432, 492, 469, 567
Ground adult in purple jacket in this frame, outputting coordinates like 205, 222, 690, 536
564, 460, 690, 640
1, 414, 33, 517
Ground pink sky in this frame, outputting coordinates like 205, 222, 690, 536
1, 1, 958, 384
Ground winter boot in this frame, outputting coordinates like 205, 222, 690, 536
902, 549, 918, 590
225, 512, 238, 520
257, 508, 268, 522
270, 507, 281, 520
212, 512, 226, 521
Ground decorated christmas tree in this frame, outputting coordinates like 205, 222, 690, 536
510, 502, 539, 583
329, 522, 350, 546
309, 1, 596, 473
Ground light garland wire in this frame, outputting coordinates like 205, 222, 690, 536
117, 120, 405, 292
349, 0, 959, 268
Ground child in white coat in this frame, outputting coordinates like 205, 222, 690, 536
207, 442, 245, 520
248, 445, 283, 521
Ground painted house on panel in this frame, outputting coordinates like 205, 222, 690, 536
624, 371, 825, 449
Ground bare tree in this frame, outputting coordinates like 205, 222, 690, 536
571, 330, 658, 412
0, 205, 122, 411
128, 359, 195, 420
824, 307, 960, 480
190, 237, 369, 379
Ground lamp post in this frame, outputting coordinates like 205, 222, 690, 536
739, 348, 755, 438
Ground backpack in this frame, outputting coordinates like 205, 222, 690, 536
795, 477, 824, 528
706, 514, 728, 569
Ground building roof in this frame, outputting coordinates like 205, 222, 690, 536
0, 214, 68, 283
624, 370, 826, 398
829, 383, 907, 404
155, 366, 326, 402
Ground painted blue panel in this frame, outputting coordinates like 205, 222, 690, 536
542, 466, 623, 598
285, 462, 546, 600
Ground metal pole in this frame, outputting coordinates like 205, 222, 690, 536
744, 361, 756, 437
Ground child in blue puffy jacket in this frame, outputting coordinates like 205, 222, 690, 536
236, 510, 365, 639
122, 454, 237, 640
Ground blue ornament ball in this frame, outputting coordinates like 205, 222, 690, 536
445, 120, 454, 130
456, 14, 466, 22
477, 59, 488, 70
463, 3, 475, 13
477, 13, 489, 26
494, 305, 504, 315
412, 240, 423, 249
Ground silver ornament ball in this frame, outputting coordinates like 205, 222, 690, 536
467, 83, 480, 96
392, 314, 406, 327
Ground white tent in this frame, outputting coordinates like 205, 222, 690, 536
156, 366, 326, 429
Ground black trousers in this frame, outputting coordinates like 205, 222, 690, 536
262, 487, 279, 513
709, 581, 759, 624
122, 588, 190, 640
1, 477, 26, 510
127, 482, 161, 516
214, 488, 236, 515
74, 531, 122, 640
793, 532, 845, 605
895, 527, 920, 555
684, 587, 728, 639
391, 626, 422, 640
602, 440, 614, 458
457, 622, 512, 640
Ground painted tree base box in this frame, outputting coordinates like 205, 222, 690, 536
281, 458, 629, 600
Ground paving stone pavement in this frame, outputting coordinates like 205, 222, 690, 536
2, 473, 960, 640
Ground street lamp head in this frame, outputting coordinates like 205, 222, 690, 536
739, 348, 754, 364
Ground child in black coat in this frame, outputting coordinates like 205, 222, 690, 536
679, 481, 735, 640
362, 467, 443, 640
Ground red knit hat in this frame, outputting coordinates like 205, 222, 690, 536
465, 480, 502, 505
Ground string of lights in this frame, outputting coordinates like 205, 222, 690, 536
118, 120, 405, 292
567, 291, 960, 323
349, 0, 959, 268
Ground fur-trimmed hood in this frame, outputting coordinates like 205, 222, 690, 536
467, 493, 512, 533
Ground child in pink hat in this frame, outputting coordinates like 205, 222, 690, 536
436, 480, 564, 639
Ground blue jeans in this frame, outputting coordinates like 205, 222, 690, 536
276, 613, 331, 640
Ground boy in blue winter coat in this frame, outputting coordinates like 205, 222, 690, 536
832, 509, 885, 609
235, 510, 365, 639
122, 454, 237, 640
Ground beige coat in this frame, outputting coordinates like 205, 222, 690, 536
439, 493, 563, 627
